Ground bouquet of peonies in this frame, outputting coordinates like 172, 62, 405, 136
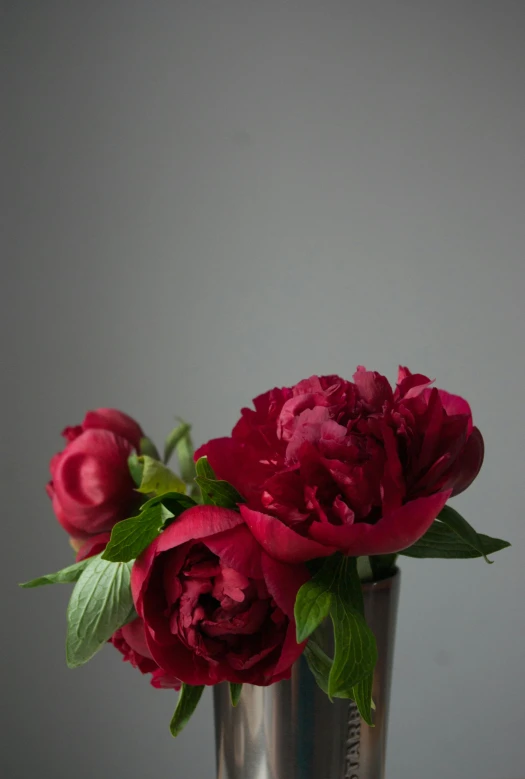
22, 367, 509, 733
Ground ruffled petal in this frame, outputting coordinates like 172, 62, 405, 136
448, 426, 485, 497
75, 532, 111, 561
204, 524, 264, 579
82, 408, 144, 450
260, 552, 309, 619
309, 492, 451, 556
240, 505, 336, 563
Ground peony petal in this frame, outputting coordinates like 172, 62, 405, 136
162, 548, 186, 605
260, 552, 309, 618
417, 389, 445, 472
448, 426, 485, 497
240, 505, 336, 563
309, 492, 452, 556
395, 366, 433, 400
353, 367, 393, 410
155, 505, 243, 553
150, 669, 181, 690
377, 422, 405, 512
121, 618, 154, 660
278, 393, 331, 442
432, 390, 473, 436
195, 438, 266, 505
272, 623, 307, 680
131, 540, 160, 616
61, 425, 83, 442
82, 408, 144, 450
49, 488, 91, 539
75, 532, 111, 561
52, 429, 137, 532
144, 628, 213, 685
203, 524, 264, 579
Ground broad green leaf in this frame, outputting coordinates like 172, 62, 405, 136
136, 455, 186, 496
304, 635, 371, 707
299, 554, 377, 719
66, 557, 134, 668
438, 505, 500, 563
294, 573, 334, 644
139, 436, 161, 461
174, 423, 196, 484
170, 684, 205, 737
369, 553, 398, 580
19, 556, 93, 588
400, 521, 510, 560
128, 454, 144, 487
229, 683, 243, 706
140, 491, 197, 515
304, 638, 332, 695
176, 435, 195, 483
195, 476, 245, 509
102, 503, 174, 563
195, 456, 216, 480
352, 673, 374, 726
327, 556, 377, 699
164, 421, 191, 466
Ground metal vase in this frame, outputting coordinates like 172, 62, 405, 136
214, 570, 400, 779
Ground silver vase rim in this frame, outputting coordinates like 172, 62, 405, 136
361, 567, 400, 593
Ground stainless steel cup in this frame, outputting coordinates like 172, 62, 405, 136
214, 571, 400, 779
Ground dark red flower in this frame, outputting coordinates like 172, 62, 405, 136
132, 505, 309, 686
47, 409, 144, 542
195, 368, 484, 563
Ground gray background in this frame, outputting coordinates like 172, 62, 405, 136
3, 1, 524, 778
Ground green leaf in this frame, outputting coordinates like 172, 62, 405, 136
195, 476, 245, 509
327, 556, 377, 700
164, 421, 191, 466
299, 555, 377, 720
304, 635, 370, 705
229, 683, 243, 706
195, 456, 216, 480
369, 553, 398, 580
303, 638, 332, 696
294, 574, 333, 644
170, 684, 205, 737
101, 503, 174, 563
352, 673, 374, 726
136, 455, 186, 496
173, 422, 196, 484
66, 557, 134, 668
139, 436, 161, 460
140, 491, 197, 515
128, 454, 144, 487
438, 505, 500, 563
400, 520, 510, 560
19, 557, 93, 588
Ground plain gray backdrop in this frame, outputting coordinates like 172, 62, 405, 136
4, 2, 525, 778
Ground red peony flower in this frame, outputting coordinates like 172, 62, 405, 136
195, 368, 484, 563
132, 505, 309, 686
47, 409, 144, 542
